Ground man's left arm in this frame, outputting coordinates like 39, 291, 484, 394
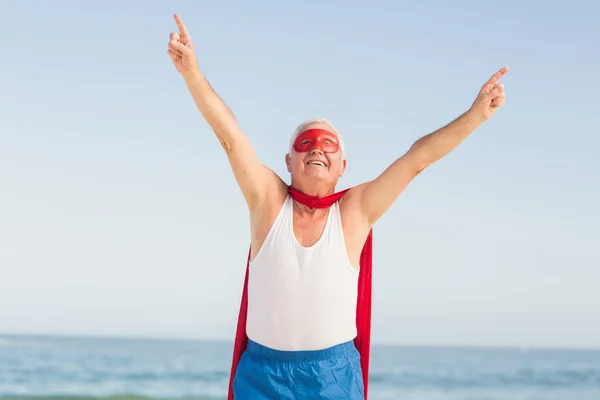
355, 66, 508, 226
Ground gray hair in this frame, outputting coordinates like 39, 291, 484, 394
288, 118, 346, 160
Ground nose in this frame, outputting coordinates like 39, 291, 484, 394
309, 148, 324, 155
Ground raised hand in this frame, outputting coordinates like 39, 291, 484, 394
167, 14, 199, 77
470, 66, 508, 121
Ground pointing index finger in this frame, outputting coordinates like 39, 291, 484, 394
174, 14, 189, 37
485, 66, 509, 86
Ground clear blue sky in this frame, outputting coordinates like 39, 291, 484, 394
1, 0, 598, 348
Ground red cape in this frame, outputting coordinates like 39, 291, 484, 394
227, 186, 373, 399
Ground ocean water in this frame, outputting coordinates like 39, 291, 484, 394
1, 334, 599, 400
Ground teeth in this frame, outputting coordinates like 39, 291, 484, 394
308, 161, 325, 166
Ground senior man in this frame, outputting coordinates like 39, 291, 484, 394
167, 14, 507, 400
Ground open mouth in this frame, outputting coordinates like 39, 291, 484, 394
306, 160, 327, 167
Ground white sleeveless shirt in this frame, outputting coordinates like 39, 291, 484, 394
246, 195, 359, 351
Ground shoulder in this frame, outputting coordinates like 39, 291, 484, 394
258, 166, 288, 206
339, 183, 368, 211
248, 168, 289, 257
338, 183, 371, 228
251, 167, 288, 221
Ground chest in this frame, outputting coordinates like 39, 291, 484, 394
292, 212, 329, 247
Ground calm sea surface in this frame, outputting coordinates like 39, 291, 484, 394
1, 334, 599, 399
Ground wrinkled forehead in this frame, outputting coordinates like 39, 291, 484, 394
289, 123, 346, 158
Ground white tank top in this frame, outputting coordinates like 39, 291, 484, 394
246, 195, 359, 351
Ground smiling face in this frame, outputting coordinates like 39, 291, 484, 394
286, 121, 346, 190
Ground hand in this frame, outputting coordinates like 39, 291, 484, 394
167, 14, 199, 77
469, 66, 508, 121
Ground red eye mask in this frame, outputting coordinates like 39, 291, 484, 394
293, 129, 340, 153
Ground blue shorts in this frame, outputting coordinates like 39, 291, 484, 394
232, 339, 365, 399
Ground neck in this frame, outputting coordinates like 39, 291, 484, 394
288, 182, 347, 215
292, 199, 324, 216
290, 179, 336, 198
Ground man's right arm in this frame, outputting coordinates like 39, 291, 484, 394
182, 71, 285, 209
167, 14, 284, 210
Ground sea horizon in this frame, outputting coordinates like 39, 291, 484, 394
2, 332, 598, 353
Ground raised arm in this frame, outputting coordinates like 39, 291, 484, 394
167, 14, 284, 209
352, 67, 509, 225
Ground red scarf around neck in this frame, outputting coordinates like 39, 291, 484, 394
227, 186, 373, 399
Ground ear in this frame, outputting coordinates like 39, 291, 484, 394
339, 158, 347, 177
285, 153, 292, 172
